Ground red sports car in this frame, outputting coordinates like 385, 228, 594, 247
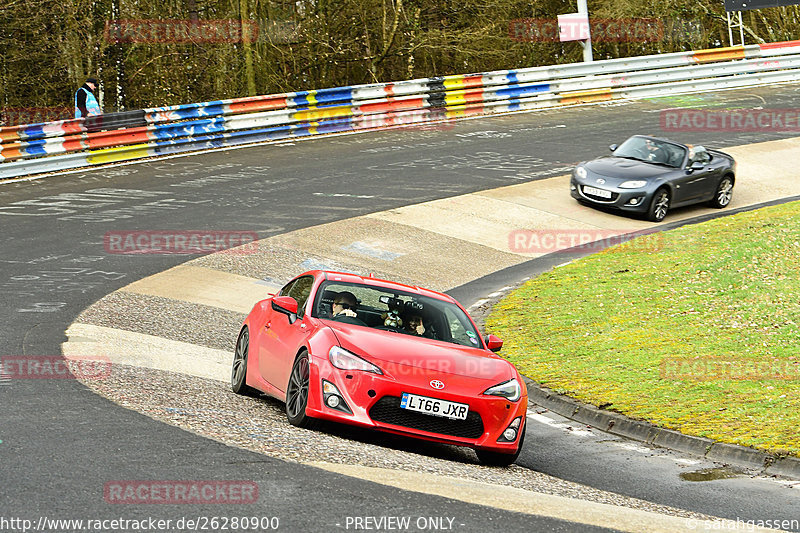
231, 270, 527, 466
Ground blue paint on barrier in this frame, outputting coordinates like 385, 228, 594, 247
151, 117, 226, 140
197, 104, 225, 117
21, 139, 48, 157
313, 87, 354, 104
20, 125, 46, 140
496, 83, 550, 99
292, 88, 354, 107
152, 136, 224, 156
148, 102, 226, 120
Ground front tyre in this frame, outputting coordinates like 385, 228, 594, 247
476, 426, 525, 467
285, 351, 317, 429
231, 327, 258, 396
708, 176, 734, 208
647, 188, 670, 222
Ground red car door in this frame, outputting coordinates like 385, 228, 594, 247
259, 311, 312, 393
258, 276, 315, 393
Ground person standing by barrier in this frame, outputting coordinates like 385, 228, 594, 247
74, 78, 102, 119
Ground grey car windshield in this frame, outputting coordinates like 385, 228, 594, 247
613, 137, 686, 168
312, 281, 484, 349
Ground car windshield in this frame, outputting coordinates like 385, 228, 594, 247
613, 137, 686, 168
312, 281, 484, 349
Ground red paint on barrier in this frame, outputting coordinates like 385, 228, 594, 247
459, 75, 485, 89
759, 39, 800, 50
84, 127, 152, 149
462, 89, 485, 104
228, 96, 288, 114
361, 97, 425, 114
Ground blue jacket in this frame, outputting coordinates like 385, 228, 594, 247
75, 84, 102, 118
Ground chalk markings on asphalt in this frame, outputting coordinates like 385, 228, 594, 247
770, 479, 800, 489
467, 298, 489, 310
527, 412, 595, 438
612, 442, 656, 454
673, 458, 702, 466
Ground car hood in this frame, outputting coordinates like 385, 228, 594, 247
324, 321, 514, 382
584, 157, 671, 179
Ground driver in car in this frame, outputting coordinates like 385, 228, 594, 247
643, 138, 666, 163
331, 292, 367, 326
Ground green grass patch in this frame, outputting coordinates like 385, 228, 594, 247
487, 200, 800, 455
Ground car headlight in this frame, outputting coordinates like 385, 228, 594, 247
329, 346, 382, 374
574, 166, 587, 179
483, 378, 522, 402
619, 180, 647, 189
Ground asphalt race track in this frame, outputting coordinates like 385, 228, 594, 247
2, 84, 800, 532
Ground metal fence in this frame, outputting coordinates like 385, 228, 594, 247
2, 40, 800, 179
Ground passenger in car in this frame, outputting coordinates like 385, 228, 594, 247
405, 314, 433, 338
331, 292, 368, 326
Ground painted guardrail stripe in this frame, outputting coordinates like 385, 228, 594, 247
3, 40, 800, 175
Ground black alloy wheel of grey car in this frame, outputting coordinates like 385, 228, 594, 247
231, 326, 258, 396
709, 176, 734, 208
286, 350, 317, 429
647, 188, 671, 222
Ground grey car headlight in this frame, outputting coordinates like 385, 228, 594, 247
619, 180, 647, 189
575, 166, 587, 179
483, 378, 522, 402
329, 346, 383, 374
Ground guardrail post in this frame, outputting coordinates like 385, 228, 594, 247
577, 0, 593, 62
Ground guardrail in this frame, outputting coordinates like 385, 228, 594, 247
2, 40, 800, 179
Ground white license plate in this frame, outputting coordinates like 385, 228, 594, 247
400, 393, 469, 420
583, 185, 612, 199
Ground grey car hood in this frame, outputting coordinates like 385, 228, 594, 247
584, 157, 672, 179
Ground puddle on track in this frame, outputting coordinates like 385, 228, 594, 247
680, 467, 745, 482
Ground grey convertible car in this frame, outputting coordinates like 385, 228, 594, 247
570, 135, 736, 222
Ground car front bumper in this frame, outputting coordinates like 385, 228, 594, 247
570, 177, 652, 214
306, 352, 527, 453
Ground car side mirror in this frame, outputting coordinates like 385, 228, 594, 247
272, 296, 298, 324
484, 334, 503, 353
609, 144, 618, 152
687, 161, 704, 172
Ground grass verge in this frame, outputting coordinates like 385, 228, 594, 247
486, 200, 800, 455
